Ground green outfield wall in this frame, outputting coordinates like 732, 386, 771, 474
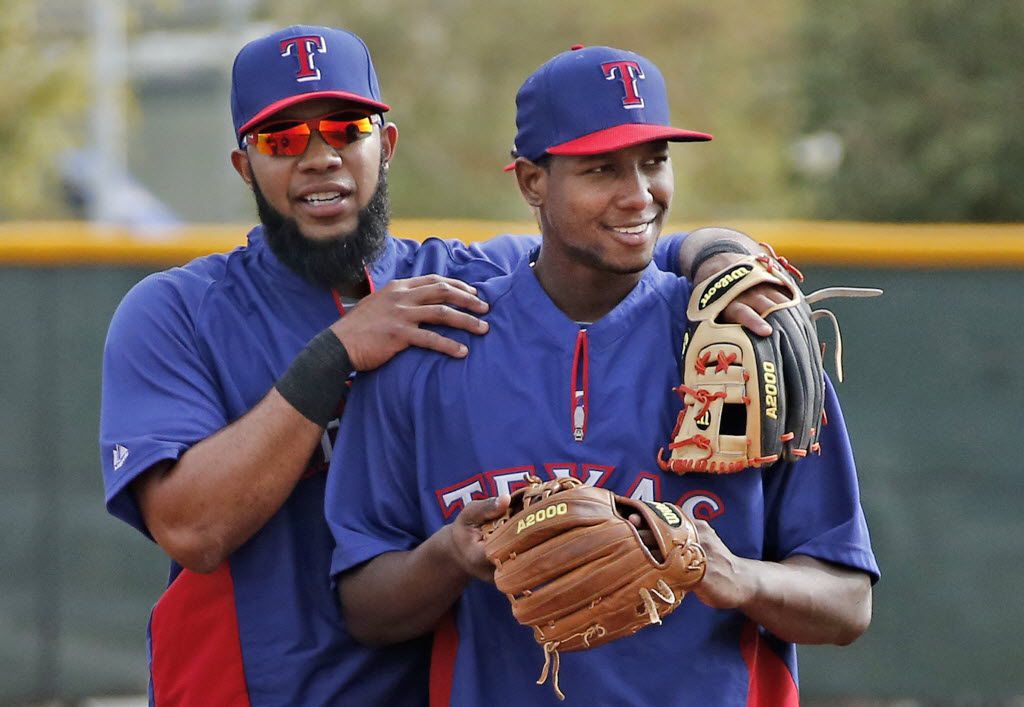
0, 222, 1021, 702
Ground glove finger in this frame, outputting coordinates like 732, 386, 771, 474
750, 327, 786, 463
795, 299, 825, 452
494, 524, 631, 595
511, 543, 648, 626
786, 299, 826, 454
485, 491, 610, 562
767, 307, 816, 459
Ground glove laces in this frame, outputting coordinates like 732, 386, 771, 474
678, 385, 726, 421
638, 579, 677, 625
535, 580, 678, 701
537, 624, 607, 701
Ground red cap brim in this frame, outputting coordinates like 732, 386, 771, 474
548, 124, 712, 155
502, 124, 711, 172
237, 91, 391, 137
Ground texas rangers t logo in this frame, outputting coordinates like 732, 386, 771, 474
280, 35, 327, 82
601, 60, 646, 109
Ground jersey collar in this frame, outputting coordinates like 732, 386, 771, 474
507, 252, 668, 351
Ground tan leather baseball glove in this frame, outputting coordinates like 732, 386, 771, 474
659, 244, 881, 474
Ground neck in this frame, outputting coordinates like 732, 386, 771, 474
333, 277, 371, 299
532, 251, 644, 323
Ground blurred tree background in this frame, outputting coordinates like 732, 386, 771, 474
267, 0, 805, 222
798, 0, 1024, 221
0, 0, 88, 219
2, 0, 1021, 223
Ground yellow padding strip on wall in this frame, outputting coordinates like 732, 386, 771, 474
0, 220, 1021, 268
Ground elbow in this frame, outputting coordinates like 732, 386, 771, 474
338, 578, 408, 647
176, 548, 230, 575
152, 523, 231, 574
834, 586, 873, 646
835, 622, 868, 646
338, 599, 394, 647
343, 613, 395, 647
344, 610, 438, 647
132, 463, 231, 573
835, 610, 871, 646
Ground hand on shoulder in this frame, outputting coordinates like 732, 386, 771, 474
331, 274, 491, 370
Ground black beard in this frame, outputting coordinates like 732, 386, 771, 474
253, 165, 390, 289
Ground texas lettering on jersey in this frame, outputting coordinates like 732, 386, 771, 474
435, 463, 725, 522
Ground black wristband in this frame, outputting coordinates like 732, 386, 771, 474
688, 240, 753, 282
275, 329, 353, 427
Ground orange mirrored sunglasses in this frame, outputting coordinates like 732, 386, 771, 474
245, 113, 375, 156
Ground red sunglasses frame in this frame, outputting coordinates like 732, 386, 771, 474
245, 113, 377, 156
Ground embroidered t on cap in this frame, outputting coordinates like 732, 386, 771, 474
230, 25, 390, 146
505, 44, 711, 170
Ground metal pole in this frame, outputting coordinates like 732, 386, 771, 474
90, 0, 127, 223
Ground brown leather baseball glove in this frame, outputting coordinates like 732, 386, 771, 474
482, 476, 706, 700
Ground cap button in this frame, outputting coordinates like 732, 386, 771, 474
570, 44, 585, 51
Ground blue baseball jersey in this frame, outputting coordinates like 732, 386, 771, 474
326, 256, 879, 707
99, 227, 689, 706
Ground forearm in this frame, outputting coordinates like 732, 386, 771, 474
340, 525, 472, 645
133, 388, 325, 572
733, 554, 873, 645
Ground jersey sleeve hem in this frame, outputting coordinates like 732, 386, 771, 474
784, 542, 881, 584
330, 531, 412, 580
653, 232, 687, 276
104, 443, 188, 538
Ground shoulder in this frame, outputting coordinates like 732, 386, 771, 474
353, 270, 521, 392
432, 267, 519, 344
462, 233, 539, 262
387, 233, 536, 282
475, 267, 520, 306
641, 265, 692, 311
652, 231, 688, 276
348, 336, 440, 418
106, 245, 253, 345
111, 253, 223, 323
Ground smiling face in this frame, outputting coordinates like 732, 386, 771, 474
231, 97, 397, 242
517, 141, 673, 280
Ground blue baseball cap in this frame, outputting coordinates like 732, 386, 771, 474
506, 45, 711, 170
230, 25, 390, 146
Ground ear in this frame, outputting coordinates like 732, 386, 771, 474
230, 148, 254, 187
514, 158, 547, 208
379, 121, 399, 168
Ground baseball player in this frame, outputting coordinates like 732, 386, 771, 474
98, 26, 786, 706
328, 45, 877, 706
